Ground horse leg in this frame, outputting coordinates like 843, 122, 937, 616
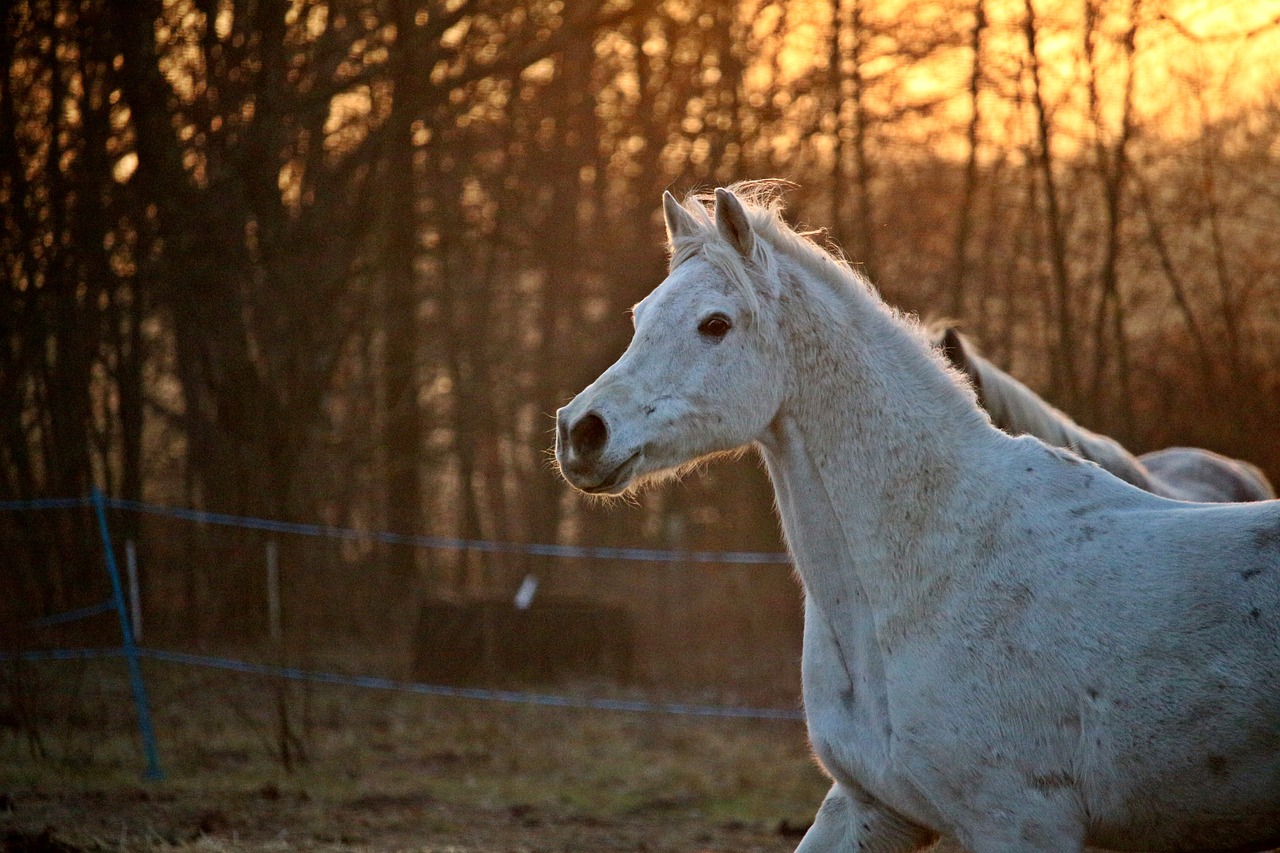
795, 782, 934, 853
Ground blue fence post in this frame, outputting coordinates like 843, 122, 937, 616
91, 486, 164, 781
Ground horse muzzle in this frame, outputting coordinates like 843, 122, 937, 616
555, 407, 642, 495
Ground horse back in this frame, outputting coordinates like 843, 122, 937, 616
1141, 447, 1277, 502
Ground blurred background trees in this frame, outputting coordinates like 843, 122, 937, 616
4, 0, 1280, 678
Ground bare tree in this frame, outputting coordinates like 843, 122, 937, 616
1083, 0, 1138, 436
948, 0, 987, 318
1023, 0, 1078, 411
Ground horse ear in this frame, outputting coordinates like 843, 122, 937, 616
940, 327, 983, 396
663, 191, 699, 246
940, 327, 970, 371
714, 187, 754, 258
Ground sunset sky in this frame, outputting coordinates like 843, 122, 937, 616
754, 0, 1280, 157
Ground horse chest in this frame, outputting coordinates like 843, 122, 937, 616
801, 596, 944, 828
761, 424, 947, 823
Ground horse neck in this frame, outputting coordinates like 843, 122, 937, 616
971, 354, 1155, 491
757, 269, 1000, 621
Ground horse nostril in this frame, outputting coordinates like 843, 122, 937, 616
569, 412, 609, 458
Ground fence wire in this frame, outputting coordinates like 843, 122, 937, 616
1, 493, 807, 778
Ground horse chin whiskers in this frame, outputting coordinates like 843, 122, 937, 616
643, 445, 751, 489
581, 447, 717, 500
585, 482, 645, 507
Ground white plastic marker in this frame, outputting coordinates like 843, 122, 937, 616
513, 574, 538, 610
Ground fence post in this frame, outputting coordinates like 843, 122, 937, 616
91, 487, 164, 781
265, 535, 304, 770
266, 538, 281, 643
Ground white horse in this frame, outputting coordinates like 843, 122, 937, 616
555, 183, 1280, 853
937, 327, 1275, 502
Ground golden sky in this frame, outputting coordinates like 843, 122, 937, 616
753, 0, 1280, 157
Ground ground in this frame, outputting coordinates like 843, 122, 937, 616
3, 786, 812, 852
1, 661, 826, 852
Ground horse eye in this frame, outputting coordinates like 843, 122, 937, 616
698, 314, 732, 339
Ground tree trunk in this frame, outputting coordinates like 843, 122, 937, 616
1023, 0, 1077, 410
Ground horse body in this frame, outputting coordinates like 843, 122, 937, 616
556, 184, 1280, 852
778, 422, 1280, 847
939, 328, 1276, 503
1141, 447, 1276, 503
763, 278, 1280, 852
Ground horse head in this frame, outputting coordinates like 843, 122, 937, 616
555, 187, 788, 495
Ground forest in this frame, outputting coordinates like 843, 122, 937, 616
4, 0, 1280, 684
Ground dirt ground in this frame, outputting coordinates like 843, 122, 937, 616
2, 785, 812, 852
1, 662, 827, 852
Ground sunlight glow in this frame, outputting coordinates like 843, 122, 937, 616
740, 0, 1280, 163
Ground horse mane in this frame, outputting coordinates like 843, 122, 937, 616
933, 326, 1156, 491
671, 182, 962, 389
